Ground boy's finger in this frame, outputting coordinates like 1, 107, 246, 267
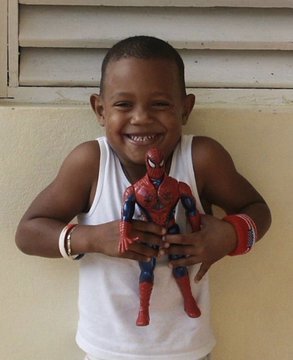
194, 263, 210, 283
161, 244, 194, 256
136, 232, 163, 247
134, 220, 166, 236
168, 255, 200, 268
164, 233, 199, 245
129, 242, 159, 257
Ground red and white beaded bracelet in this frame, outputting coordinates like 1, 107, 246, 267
223, 214, 258, 256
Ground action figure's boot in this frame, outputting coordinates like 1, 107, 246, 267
175, 275, 201, 318
136, 281, 153, 326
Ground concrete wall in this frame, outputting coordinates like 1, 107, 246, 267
1, 101, 291, 359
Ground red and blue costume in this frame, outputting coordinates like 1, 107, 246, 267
119, 148, 201, 326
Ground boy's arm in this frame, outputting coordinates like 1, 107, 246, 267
162, 136, 271, 280
15, 141, 163, 260
193, 136, 271, 238
15, 141, 101, 257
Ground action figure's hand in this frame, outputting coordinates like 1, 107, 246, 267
160, 214, 237, 282
93, 220, 165, 262
119, 221, 140, 253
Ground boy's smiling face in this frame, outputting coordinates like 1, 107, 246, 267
91, 57, 195, 179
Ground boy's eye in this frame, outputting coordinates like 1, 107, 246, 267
114, 102, 132, 108
152, 101, 170, 108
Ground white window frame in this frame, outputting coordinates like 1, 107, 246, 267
16, 0, 293, 7
2, 0, 293, 105
0, 0, 8, 98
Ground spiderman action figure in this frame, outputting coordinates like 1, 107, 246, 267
119, 147, 201, 326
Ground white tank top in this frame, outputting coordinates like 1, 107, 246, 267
76, 135, 216, 359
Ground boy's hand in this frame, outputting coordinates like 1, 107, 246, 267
95, 220, 166, 262
160, 214, 237, 282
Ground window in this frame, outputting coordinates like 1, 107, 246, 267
2, 0, 293, 103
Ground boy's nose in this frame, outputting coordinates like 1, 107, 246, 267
130, 108, 153, 125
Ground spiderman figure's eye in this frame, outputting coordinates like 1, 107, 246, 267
159, 160, 164, 167
148, 158, 156, 168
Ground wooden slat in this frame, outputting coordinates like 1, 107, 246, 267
0, 0, 7, 97
19, 6, 293, 51
18, 0, 293, 8
20, 48, 105, 86
19, 48, 293, 89
185, 50, 293, 88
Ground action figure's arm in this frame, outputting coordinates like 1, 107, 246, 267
179, 182, 201, 232
119, 186, 140, 253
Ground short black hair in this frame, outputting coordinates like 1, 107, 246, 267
100, 35, 186, 95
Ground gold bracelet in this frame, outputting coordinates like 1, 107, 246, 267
65, 224, 83, 260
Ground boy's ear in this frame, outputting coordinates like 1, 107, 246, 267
182, 94, 196, 125
90, 93, 105, 126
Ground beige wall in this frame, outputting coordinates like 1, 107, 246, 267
0, 102, 291, 359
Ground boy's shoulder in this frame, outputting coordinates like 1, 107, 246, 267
59, 139, 101, 187
190, 135, 235, 198
192, 135, 223, 149
56, 140, 101, 212
191, 135, 231, 162
67, 140, 100, 167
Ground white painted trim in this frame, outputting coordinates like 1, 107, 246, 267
18, 0, 293, 8
3, 87, 293, 107
0, 0, 7, 97
8, 0, 19, 87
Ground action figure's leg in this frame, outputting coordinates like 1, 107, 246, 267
168, 225, 201, 318
172, 262, 201, 318
136, 257, 156, 326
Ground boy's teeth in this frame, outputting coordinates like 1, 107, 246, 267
129, 135, 155, 142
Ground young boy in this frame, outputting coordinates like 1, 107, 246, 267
15, 36, 271, 360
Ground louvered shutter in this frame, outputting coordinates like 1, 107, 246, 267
3, 1, 293, 103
